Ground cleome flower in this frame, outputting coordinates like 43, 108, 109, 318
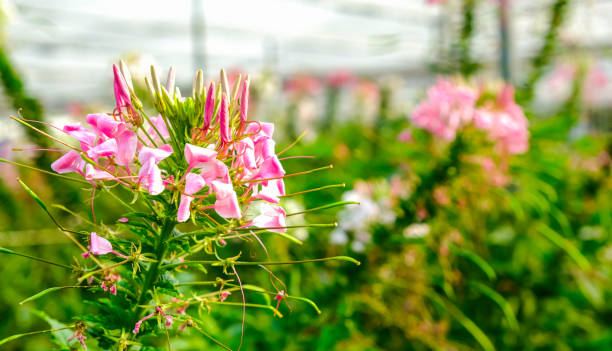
49, 64, 288, 233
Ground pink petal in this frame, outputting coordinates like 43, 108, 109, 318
85, 164, 115, 180
184, 143, 218, 169
211, 180, 241, 219
63, 124, 97, 151
252, 203, 286, 232
255, 155, 285, 183
86, 138, 118, 159
86, 113, 124, 138
51, 150, 85, 175
185, 172, 206, 195
138, 158, 165, 195
89, 232, 113, 255
138, 145, 173, 164
200, 159, 230, 185
177, 195, 194, 222
115, 130, 137, 167
148, 114, 170, 140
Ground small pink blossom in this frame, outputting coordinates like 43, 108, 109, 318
220, 290, 231, 302
68, 329, 87, 350
397, 129, 413, 143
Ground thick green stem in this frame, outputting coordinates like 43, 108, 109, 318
135, 219, 176, 310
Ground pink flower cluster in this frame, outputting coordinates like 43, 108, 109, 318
412, 79, 478, 141
50, 64, 289, 231
473, 85, 529, 155
411, 78, 529, 154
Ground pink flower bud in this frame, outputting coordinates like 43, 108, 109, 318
204, 83, 215, 129
219, 94, 231, 144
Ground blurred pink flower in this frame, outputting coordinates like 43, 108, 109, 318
397, 129, 413, 143
474, 85, 528, 155
411, 78, 478, 141
327, 70, 357, 88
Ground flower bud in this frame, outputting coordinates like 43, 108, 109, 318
192, 69, 204, 100
119, 59, 134, 92
166, 66, 176, 97
150, 65, 162, 97
220, 68, 230, 101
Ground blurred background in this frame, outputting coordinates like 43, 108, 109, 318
2, 0, 612, 350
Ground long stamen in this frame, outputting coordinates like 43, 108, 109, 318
237, 165, 332, 185
10, 116, 79, 151
281, 183, 345, 197
286, 201, 359, 217
277, 129, 308, 156
0, 158, 89, 184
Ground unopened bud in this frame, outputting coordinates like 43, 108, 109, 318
220, 68, 230, 100
150, 65, 162, 96
144, 77, 156, 102
192, 69, 204, 100
231, 74, 242, 103
166, 66, 176, 97
119, 60, 134, 92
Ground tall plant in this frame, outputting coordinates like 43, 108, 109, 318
0, 63, 358, 350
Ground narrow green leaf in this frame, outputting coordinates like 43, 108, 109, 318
0, 247, 72, 270
427, 291, 495, 351
20, 287, 63, 305
449, 245, 496, 280
18, 179, 48, 212
469, 281, 519, 331
0, 326, 73, 346
535, 223, 590, 270
20, 286, 92, 305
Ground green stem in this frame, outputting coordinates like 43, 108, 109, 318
134, 219, 176, 312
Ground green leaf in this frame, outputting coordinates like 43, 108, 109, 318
469, 281, 519, 331
32, 310, 73, 348
20, 287, 64, 304
427, 291, 496, 351
18, 179, 49, 211
535, 223, 590, 271
450, 245, 496, 281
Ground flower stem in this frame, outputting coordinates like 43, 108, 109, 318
134, 219, 176, 314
